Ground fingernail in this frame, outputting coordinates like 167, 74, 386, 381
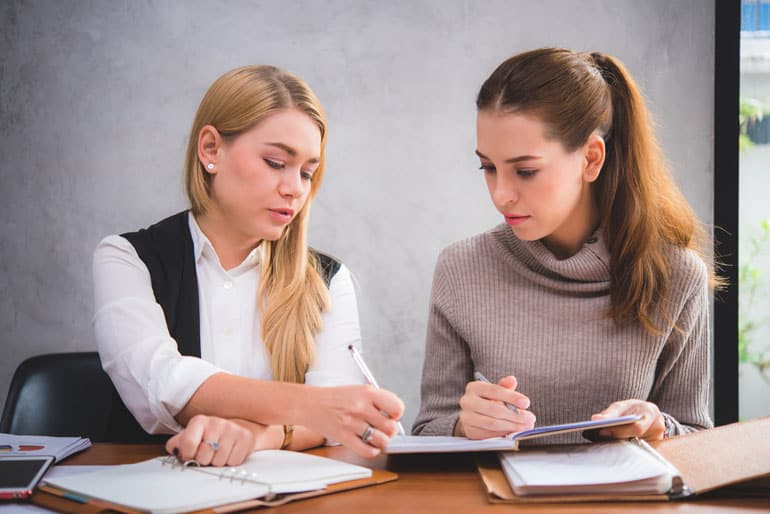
514, 398, 529, 409
172, 447, 179, 457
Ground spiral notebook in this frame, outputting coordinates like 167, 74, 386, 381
39, 450, 383, 514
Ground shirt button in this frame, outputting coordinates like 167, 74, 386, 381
223, 281, 233, 289
586, 237, 598, 244
224, 328, 233, 336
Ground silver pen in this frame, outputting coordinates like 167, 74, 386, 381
348, 345, 407, 436
473, 371, 520, 413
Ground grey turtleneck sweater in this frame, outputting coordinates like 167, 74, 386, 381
412, 223, 713, 444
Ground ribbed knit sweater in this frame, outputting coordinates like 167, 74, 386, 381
412, 223, 713, 444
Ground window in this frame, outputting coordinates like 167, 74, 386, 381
739, 0, 770, 420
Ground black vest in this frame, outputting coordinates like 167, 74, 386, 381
104, 211, 339, 442
121, 210, 341, 357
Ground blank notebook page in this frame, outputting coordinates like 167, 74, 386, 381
44, 450, 372, 514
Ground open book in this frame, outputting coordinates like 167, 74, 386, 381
386, 415, 640, 454
41, 450, 375, 514
477, 415, 770, 503
498, 440, 681, 496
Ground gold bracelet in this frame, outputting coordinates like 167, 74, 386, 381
280, 424, 294, 450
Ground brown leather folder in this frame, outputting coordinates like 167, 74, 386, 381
477, 415, 770, 503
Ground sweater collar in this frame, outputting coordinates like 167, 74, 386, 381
491, 223, 611, 285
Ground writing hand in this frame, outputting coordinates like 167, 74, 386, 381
300, 384, 405, 458
455, 375, 536, 440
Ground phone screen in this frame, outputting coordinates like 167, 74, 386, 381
0, 456, 54, 499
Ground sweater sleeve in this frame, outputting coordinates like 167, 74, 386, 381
411, 251, 474, 435
648, 257, 714, 434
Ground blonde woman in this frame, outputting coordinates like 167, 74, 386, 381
94, 66, 403, 466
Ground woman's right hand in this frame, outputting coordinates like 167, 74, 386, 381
455, 375, 536, 439
300, 385, 405, 458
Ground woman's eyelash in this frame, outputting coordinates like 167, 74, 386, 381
517, 169, 537, 177
479, 164, 495, 173
264, 158, 284, 170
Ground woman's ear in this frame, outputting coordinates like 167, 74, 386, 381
583, 133, 605, 183
198, 125, 221, 174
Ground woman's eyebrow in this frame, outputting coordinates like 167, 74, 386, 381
266, 142, 320, 164
475, 149, 542, 163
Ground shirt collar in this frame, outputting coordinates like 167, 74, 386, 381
187, 211, 262, 272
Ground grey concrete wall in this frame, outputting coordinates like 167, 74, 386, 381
1, 0, 715, 431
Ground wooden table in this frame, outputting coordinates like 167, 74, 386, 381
51, 444, 769, 513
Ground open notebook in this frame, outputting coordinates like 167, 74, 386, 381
477, 415, 770, 503
498, 440, 681, 496
41, 450, 374, 514
386, 415, 640, 453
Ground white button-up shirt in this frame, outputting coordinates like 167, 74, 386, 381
93, 213, 364, 434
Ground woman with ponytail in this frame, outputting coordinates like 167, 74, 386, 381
413, 48, 719, 443
94, 65, 403, 465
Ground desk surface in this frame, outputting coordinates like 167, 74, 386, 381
56, 444, 769, 514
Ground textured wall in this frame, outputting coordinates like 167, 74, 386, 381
0, 0, 715, 430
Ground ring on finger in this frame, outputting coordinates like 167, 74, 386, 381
360, 425, 375, 444
206, 440, 220, 452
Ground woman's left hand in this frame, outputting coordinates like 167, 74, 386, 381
166, 415, 271, 466
590, 399, 666, 441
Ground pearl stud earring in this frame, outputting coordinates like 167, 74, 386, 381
206, 163, 215, 170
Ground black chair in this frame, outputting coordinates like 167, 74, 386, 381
0, 352, 166, 443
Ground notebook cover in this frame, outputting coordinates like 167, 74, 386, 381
649, 415, 770, 496
32, 469, 398, 514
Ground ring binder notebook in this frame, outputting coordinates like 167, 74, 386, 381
37, 449, 396, 514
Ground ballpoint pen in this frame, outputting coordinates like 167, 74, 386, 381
348, 345, 407, 436
473, 371, 520, 413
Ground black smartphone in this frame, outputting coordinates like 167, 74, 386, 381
0, 455, 55, 500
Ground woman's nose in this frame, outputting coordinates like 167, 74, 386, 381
279, 169, 304, 198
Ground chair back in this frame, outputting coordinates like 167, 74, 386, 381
0, 352, 166, 443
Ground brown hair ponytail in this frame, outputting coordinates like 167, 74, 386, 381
478, 48, 721, 334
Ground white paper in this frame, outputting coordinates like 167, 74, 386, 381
498, 440, 675, 496
0, 434, 91, 462
43, 450, 372, 514
385, 415, 640, 454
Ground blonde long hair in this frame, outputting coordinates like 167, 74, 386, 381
184, 65, 330, 383
477, 48, 722, 334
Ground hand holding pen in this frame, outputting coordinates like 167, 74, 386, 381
455, 371, 535, 440
348, 345, 407, 437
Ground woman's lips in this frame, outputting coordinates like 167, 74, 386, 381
504, 215, 530, 227
268, 208, 294, 223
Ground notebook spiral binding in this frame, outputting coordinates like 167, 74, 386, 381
159, 455, 276, 496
